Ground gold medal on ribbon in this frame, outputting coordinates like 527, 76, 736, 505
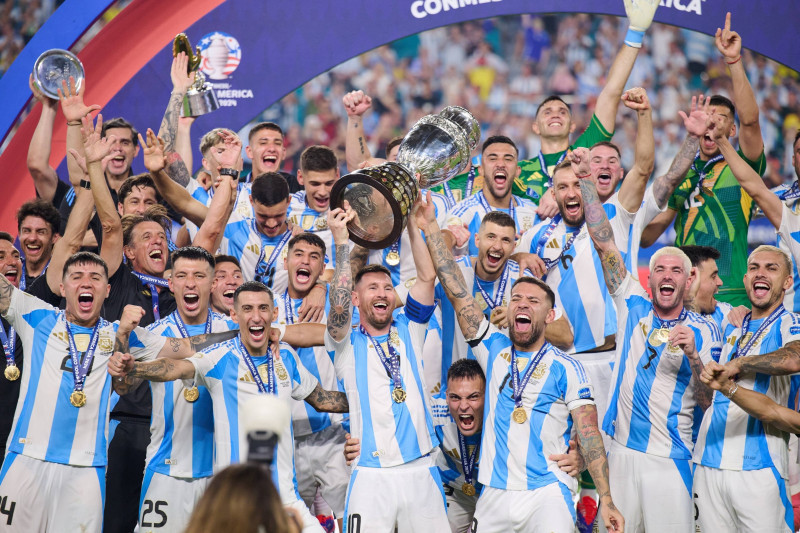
649, 327, 668, 346
512, 406, 527, 424
70, 390, 87, 408
392, 387, 406, 403
462, 482, 476, 497
386, 251, 400, 266
183, 386, 199, 402
4, 365, 19, 381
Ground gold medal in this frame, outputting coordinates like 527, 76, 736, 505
70, 390, 87, 408
655, 328, 670, 343
4, 365, 19, 381
315, 217, 328, 230
392, 387, 406, 403
386, 251, 400, 266
512, 407, 527, 424
183, 386, 199, 402
462, 482, 476, 497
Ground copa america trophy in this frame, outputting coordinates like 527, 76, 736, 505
330, 106, 480, 248
173, 33, 220, 117
31, 49, 85, 100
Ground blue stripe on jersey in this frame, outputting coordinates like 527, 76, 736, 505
211, 355, 243, 463
140, 468, 155, 512
151, 381, 176, 469
743, 372, 775, 470
524, 370, 562, 489
46, 370, 80, 462
296, 346, 331, 433
353, 335, 378, 467
94, 375, 113, 461
664, 357, 693, 456
192, 389, 214, 474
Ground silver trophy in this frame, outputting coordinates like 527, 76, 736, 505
330, 106, 479, 249
32, 49, 85, 100
173, 34, 220, 117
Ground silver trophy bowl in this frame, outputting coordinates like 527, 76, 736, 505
331, 107, 479, 249
32, 49, 85, 100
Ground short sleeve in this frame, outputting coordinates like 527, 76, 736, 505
129, 326, 167, 361
515, 225, 537, 255
189, 349, 224, 389
283, 346, 319, 401
696, 322, 721, 366
3, 287, 51, 329
573, 113, 614, 146
558, 355, 595, 411
778, 203, 800, 264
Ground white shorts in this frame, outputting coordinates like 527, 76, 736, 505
607, 440, 693, 532
343, 455, 449, 533
295, 424, 350, 516
694, 464, 793, 533
137, 469, 211, 533
285, 498, 326, 533
471, 484, 575, 533
575, 350, 614, 448
0, 452, 104, 532
444, 483, 477, 533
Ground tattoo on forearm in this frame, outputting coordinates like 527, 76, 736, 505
358, 136, 365, 156
573, 405, 612, 502
579, 179, 626, 292
188, 330, 238, 353
306, 384, 350, 413
738, 340, 800, 375
159, 92, 183, 153
112, 375, 142, 395
690, 356, 713, 410
652, 134, 700, 208
425, 228, 483, 339
129, 359, 178, 381
164, 152, 191, 187
328, 244, 353, 340
600, 250, 626, 294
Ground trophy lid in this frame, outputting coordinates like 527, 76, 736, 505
438, 106, 480, 152
32, 49, 84, 100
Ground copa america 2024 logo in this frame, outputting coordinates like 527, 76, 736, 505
197, 31, 253, 107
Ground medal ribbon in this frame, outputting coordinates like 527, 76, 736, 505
0, 321, 16, 369
510, 343, 548, 409
458, 431, 479, 487
475, 260, 510, 310
689, 153, 725, 197
476, 191, 516, 226
172, 309, 213, 338
132, 271, 170, 321
64, 315, 105, 393
731, 305, 786, 360
254, 225, 292, 284
236, 337, 275, 394
783, 181, 800, 201
442, 182, 456, 206
19, 258, 49, 292
465, 165, 476, 198
360, 326, 402, 391
646, 307, 688, 348
283, 290, 298, 325
538, 150, 567, 188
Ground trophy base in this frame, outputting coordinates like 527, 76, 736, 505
330, 162, 419, 249
182, 86, 220, 117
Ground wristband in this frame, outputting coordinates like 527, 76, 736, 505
218, 168, 240, 181
724, 382, 739, 399
67, 120, 81, 126
624, 28, 645, 48
726, 56, 742, 65
79, 179, 92, 190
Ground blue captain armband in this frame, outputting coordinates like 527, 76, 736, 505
405, 294, 436, 323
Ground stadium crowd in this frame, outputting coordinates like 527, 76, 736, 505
2, 1, 800, 532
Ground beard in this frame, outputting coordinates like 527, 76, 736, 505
509, 320, 544, 349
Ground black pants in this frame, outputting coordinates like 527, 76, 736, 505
104, 416, 150, 533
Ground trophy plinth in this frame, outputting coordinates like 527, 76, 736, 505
173, 34, 220, 117
331, 106, 479, 249
32, 49, 84, 100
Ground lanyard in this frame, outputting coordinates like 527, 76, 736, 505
732, 305, 786, 360
236, 337, 274, 394
254, 225, 292, 284
19, 258, 49, 292
510, 343, 548, 408
690, 153, 725, 196
465, 165, 476, 198
64, 316, 104, 392
442, 182, 456, 206
477, 191, 516, 224
783, 181, 800, 201
132, 271, 169, 321
360, 326, 402, 391
457, 431, 479, 487
0, 320, 16, 368
283, 290, 298, 325
171, 309, 212, 337
538, 150, 567, 188
474, 261, 510, 310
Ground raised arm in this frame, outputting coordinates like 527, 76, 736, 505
343, 90, 374, 172
304, 383, 349, 413
192, 174, 236, 253
407, 192, 436, 306
420, 206, 485, 340
715, 12, 762, 162
722, 340, 800, 378
572, 404, 624, 532
574, 148, 627, 293
592, 0, 659, 132
157, 53, 195, 187
44, 186, 95, 295
327, 207, 356, 342
58, 76, 102, 186
617, 88, 654, 212
714, 129, 781, 229
26, 76, 61, 202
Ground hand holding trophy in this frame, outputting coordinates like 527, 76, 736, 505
172, 33, 220, 117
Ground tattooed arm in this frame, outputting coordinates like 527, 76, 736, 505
573, 149, 627, 294
725, 340, 800, 377
572, 404, 624, 531
349, 244, 370, 279
328, 208, 356, 342
129, 358, 196, 381
157, 53, 195, 186
304, 384, 350, 413
154, 331, 239, 360
112, 315, 143, 395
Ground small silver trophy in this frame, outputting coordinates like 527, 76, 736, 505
330, 106, 479, 248
173, 34, 220, 117
32, 49, 85, 100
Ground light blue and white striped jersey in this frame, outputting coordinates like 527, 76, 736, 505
325, 296, 438, 468
516, 195, 635, 353
189, 338, 318, 503
693, 309, 800, 478
435, 420, 482, 497
3, 288, 164, 466
144, 310, 237, 478
604, 275, 721, 460
446, 191, 540, 257
288, 191, 334, 268
707, 301, 734, 334
469, 319, 594, 492
274, 289, 343, 438
368, 191, 451, 287
777, 202, 800, 312
185, 181, 257, 242
219, 219, 291, 293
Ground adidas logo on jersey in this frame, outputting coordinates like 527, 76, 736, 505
546, 238, 560, 249
246, 243, 260, 255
